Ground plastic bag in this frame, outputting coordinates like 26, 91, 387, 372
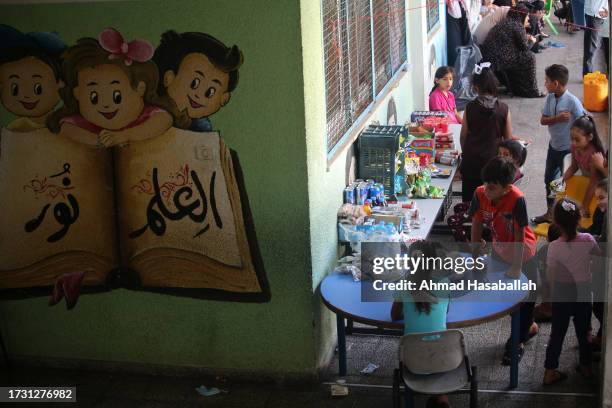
451, 44, 482, 110
549, 177, 565, 198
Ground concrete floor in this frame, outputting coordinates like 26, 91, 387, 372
0, 19, 608, 408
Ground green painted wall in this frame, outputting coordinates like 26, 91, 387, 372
0, 0, 316, 375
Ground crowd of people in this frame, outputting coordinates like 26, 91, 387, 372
391, 4, 609, 406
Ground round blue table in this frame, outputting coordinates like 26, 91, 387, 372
320, 257, 529, 389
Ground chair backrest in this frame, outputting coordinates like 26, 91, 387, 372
399, 329, 465, 375
561, 175, 597, 227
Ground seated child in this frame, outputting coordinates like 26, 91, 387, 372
429, 66, 462, 124
562, 115, 605, 217
498, 139, 527, 182
583, 178, 607, 350
543, 198, 599, 385
468, 156, 538, 364
391, 240, 452, 408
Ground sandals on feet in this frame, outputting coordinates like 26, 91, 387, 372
543, 370, 568, 385
502, 345, 524, 366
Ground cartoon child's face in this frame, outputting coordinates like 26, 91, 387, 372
0, 56, 63, 118
73, 64, 145, 130
164, 52, 230, 119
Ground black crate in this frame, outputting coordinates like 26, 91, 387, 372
357, 125, 404, 195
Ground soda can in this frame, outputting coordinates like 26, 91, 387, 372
368, 184, 378, 199
375, 183, 386, 201
358, 182, 370, 205
343, 186, 355, 204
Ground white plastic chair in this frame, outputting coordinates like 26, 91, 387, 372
392, 329, 478, 408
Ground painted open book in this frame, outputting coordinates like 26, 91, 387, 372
0, 128, 269, 302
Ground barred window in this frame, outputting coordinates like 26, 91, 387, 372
323, 0, 408, 155
426, 0, 440, 32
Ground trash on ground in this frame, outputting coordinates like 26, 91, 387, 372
545, 40, 565, 48
360, 362, 379, 375
195, 385, 227, 397
331, 384, 349, 397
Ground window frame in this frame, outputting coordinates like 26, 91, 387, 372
323, 0, 409, 166
426, 0, 440, 33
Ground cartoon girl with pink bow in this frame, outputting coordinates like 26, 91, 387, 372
48, 28, 187, 147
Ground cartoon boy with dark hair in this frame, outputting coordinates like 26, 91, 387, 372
0, 24, 66, 132
153, 31, 243, 132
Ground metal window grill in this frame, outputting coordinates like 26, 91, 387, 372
323, 0, 374, 153
427, 0, 440, 32
373, 0, 407, 95
323, 0, 407, 154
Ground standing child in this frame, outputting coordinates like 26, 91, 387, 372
498, 139, 527, 182
562, 115, 605, 217
533, 64, 585, 224
429, 66, 462, 124
543, 198, 598, 385
469, 156, 538, 364
532, 223, 562, 322
391, 240, 451, 408
460, 64, 513, 202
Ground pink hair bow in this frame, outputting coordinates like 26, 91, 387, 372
99, 27, 154, 66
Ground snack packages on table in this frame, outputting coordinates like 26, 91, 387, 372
413, 169, 431, 198
422, 116, 449, 133
405, 169, 444, 199
435, 149, 459, 165
410, 111, 448, 123
409, 138, 435, 160
428, 185, 444, 198
410, 111, 450, 134
435, 133, 454, 150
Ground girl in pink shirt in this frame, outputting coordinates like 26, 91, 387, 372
562, 115, 605, 217
428, 66, 462, 124
543, 198, 600, 385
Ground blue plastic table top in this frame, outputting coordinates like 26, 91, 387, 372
320, 255, 529, 330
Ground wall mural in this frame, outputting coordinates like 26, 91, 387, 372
0, 25, 270, 308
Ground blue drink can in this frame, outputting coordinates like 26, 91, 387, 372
343, 186, 355, 204
358, 182, 370, 205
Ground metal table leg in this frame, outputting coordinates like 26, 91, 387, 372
510, 309, 520, 389
336, 314, 346, 376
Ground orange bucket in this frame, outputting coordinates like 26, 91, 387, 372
583, 71, 608, 112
